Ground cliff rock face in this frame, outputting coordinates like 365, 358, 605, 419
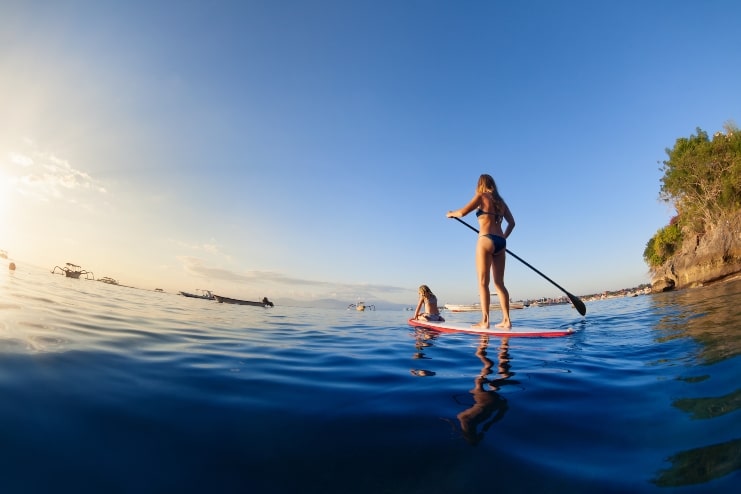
651, 213, 741, 291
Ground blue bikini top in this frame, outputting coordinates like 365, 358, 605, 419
476, 209, 502, 222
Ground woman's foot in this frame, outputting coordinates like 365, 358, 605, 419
495, 321, 511, 329
471, 321, 490, 329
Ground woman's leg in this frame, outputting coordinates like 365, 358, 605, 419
492, 251, 511, 328
473, 237, 493, 328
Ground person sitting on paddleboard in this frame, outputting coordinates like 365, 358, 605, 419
447, 173, 515, 329
413, 285, 445, 322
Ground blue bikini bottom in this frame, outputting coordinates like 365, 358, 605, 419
481, 234, 506, 254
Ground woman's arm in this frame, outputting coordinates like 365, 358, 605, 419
502, 203, 516, 238
413, 296, 424, 319
447, 193, 481, 218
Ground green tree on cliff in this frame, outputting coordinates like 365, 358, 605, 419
644, 122, 741, 268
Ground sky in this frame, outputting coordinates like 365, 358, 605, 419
1, 0, 739, 306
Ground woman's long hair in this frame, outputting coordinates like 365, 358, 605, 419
419, 284, 434, 299
477, 174, 505, 212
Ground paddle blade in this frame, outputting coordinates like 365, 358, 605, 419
568, 292, 587, 316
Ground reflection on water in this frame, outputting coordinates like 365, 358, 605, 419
410, 330, 517, 445
650, 278, 741, 487
455, 336, 515, 445
673, 388, 741, 420
652, 437, 741, 487
410, 327, 438, 376
652, 277, 741, 364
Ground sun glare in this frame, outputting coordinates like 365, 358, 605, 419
0, 159, 22, 232
0, 167, 10, 242
0, 167, 8, 216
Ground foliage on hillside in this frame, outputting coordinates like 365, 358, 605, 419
644, 122, 741, 268
644, 218, 682, 267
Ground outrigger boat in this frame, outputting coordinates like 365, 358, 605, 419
51, 263, 94, 280
348, 302, 375, 311
179, 289, 215, 300
213, 295, 274, 307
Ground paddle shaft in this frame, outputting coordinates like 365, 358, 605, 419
452, 216, 586, 316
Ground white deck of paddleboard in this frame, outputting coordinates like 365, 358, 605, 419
408, 318, 574, 337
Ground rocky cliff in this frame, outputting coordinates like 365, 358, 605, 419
651, 212, 741, 291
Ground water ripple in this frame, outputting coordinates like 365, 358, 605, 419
0, 265, 739, 493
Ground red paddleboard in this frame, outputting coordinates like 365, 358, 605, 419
408, 318, 574, 337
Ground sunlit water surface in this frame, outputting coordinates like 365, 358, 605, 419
0, 264, 739, 493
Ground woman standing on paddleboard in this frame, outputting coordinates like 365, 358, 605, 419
447, 174, 515, 329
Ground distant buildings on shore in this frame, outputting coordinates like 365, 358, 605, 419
523, 284, 653, 307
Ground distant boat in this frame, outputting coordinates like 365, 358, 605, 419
180, 289, 215, 300
98, 277, 119, 285
444, 302, 525, 312
51, 262, 94, 280
348, 302, 375, 311
214, 295, 274, 307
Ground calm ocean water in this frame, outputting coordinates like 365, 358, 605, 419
0, 263, 739, 493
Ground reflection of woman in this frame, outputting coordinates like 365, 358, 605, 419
457, 336, 513, 445
411, 328, 436, 360
410, 328, 438, 377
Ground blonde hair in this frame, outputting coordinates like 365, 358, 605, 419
477, 173, 505, 212
418, 284, 434, 299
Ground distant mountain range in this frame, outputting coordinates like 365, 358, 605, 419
273, 297, 411, 311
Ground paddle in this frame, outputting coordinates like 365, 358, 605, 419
451, 217, 587, 316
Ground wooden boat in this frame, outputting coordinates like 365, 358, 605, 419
214, 295, 274, 307
444, 302, 525, 312
98, 277, 119, 285
180, 289, 214, 300
51, 262, 94, 280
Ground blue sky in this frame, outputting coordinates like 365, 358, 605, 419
1, 0, 739, 305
